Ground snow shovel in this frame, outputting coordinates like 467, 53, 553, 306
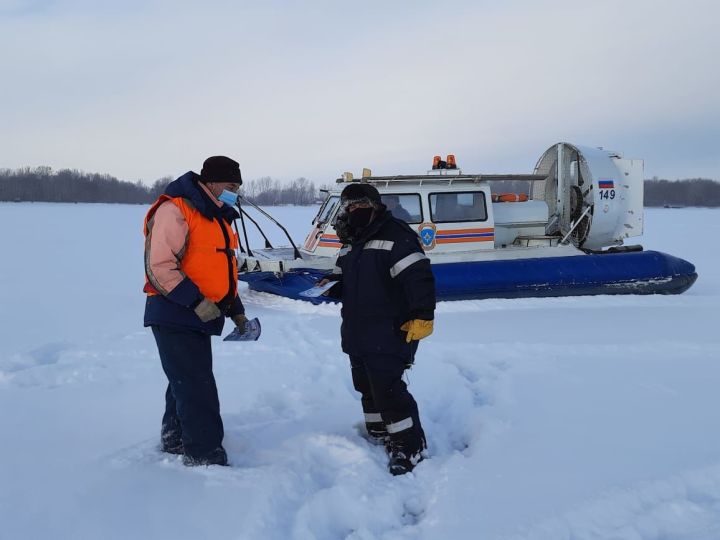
223, 317, 261, 341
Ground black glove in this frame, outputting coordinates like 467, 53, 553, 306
231, 313, 248, 327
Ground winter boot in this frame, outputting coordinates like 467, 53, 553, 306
366, 421, 390, 447
160, 432, 184, 455
388, 445, 424, 476
387, 430, 427, 476
182, 446, 229, 467
161, 440, 184, 455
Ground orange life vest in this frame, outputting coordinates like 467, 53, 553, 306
143, 195, 238, 305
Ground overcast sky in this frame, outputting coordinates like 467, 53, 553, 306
1, 0, 718, 185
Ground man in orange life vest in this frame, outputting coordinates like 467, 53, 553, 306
143, 156, 248, 466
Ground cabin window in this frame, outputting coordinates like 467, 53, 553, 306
380, 193, 423, 224
313, 196, 340, 225
429, 191, 488, 223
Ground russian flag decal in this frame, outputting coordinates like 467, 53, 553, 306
598, 179, 615, 189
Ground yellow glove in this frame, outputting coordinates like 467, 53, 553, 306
400, 319, 434, 343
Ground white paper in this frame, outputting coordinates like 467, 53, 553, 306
299, 281, 338, 298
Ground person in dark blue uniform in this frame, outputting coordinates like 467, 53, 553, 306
323, 183, 436, 475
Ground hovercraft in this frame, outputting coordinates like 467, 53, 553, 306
235, 143, 697, 303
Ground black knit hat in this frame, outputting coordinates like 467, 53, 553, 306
340, 183, 381, 205
200, 156, 242, 184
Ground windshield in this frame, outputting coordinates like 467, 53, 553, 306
313, 195, 340, 225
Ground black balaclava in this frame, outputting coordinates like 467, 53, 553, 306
348, 206, 374, 229
337, 183, 384, 243
334, 210, 352, 244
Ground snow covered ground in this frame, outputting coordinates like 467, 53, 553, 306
1, 202, 719, 540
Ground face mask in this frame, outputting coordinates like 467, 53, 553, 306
348, 207, 374, 229
218, 189, 239, 206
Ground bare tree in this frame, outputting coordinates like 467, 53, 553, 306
0, 167, 323, 205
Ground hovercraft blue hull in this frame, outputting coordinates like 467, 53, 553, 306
239, 250, 697, 304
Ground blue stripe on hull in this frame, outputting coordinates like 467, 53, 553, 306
239, 250, 697, 303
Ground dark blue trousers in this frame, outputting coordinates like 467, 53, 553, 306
350, 345, 425, 454
152, 325, 224, 459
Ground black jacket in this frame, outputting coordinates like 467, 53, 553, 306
331, 210, 435, 356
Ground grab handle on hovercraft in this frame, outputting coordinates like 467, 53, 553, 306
236, 195, 302, 260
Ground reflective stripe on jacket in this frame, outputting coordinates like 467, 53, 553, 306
334, 210, 436, 356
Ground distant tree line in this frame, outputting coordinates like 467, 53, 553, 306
0, 167, 321, 205
644, 178, 720, 207
2, 167, 718, 207
0, 166, 170, 204
241, 176, 319, 205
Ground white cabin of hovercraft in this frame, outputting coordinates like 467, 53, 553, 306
301, 143, 644, 259
236, 143, 645, 275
